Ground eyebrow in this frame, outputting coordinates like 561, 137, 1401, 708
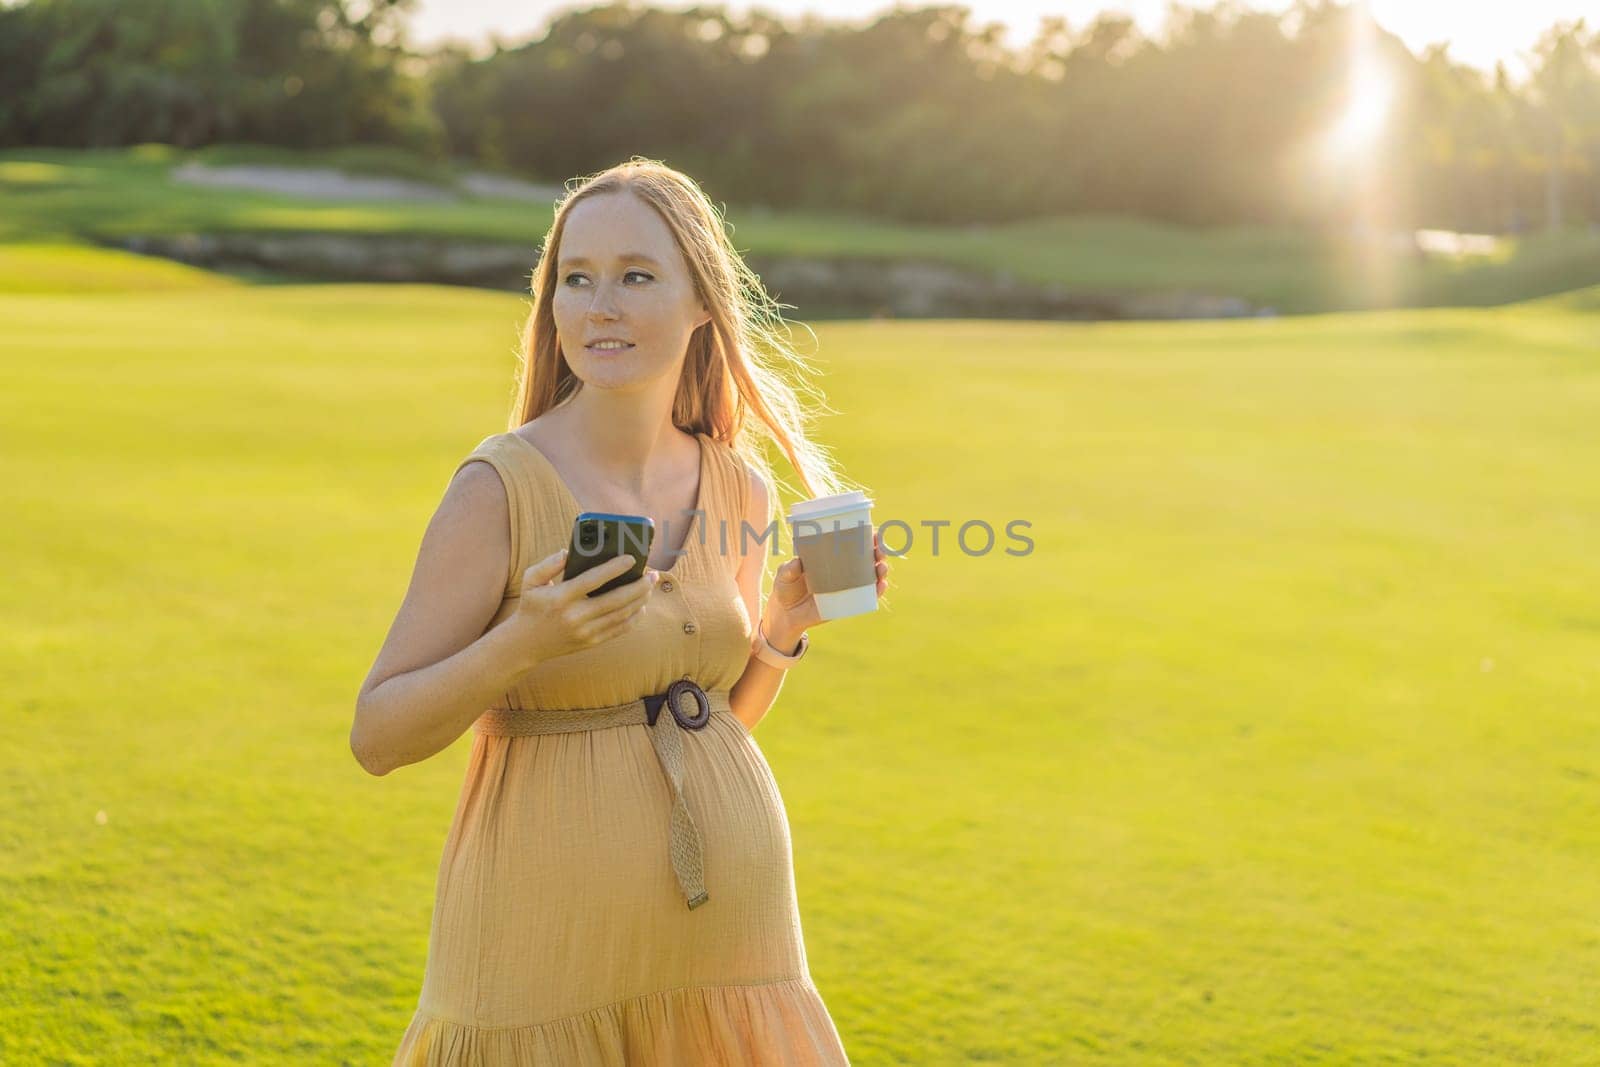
557, 253, 663, 268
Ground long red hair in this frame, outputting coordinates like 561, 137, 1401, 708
509, 157, 862, 509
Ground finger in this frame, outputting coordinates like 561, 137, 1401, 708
569, 554, 640, 597
585, 569, 655, 617
524, 548, 570, 588
587, 603, 647, 641
589, 613, 641, 645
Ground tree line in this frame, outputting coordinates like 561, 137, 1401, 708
1, 0, 1596, 233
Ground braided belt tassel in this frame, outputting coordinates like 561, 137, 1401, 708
644, 717, 710, 909
643, 681, 713, 908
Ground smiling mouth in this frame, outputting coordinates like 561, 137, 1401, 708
587, 343, 636, 352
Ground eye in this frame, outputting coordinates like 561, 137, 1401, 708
563, 270, 654, 286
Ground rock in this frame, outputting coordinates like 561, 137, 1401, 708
106, 232, 1262, 320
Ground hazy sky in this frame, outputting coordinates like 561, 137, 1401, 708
407, 0, 1590, 81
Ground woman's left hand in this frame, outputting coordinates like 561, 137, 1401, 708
762, 525, 890, 649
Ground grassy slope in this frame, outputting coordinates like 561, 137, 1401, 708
4, 145, 1600, 314
2, 246, 1597, 1062
0, 242, 242, 293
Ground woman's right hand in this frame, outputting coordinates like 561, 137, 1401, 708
506, 549, 659, 669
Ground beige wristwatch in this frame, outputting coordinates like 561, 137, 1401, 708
754, 623, 809, 670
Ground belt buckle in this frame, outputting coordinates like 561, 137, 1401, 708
645, 678, 712, 730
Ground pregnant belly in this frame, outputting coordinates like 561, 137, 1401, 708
425, 714, 809, 1025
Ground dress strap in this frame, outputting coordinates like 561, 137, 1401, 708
696, 432, 754, 569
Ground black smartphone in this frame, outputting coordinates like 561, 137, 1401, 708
563, 512, 655, 597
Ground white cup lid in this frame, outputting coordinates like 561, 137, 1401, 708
787, 490, 873, 522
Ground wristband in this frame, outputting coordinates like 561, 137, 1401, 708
754, 622, 809, 670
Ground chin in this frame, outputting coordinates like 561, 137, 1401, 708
578, 366, 661, 393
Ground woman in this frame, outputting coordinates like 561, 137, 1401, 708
350, 158, 890, 1065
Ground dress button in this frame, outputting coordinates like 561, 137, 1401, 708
682, 621, 697, 635
660, 579, 674, 593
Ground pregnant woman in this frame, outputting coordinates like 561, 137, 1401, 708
350, 158, 890, 1064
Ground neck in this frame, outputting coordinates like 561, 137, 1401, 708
553, 388, 685, 494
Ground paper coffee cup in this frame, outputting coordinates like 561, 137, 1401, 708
787, 491, 877, 620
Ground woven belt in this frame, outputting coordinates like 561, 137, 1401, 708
472, 679, 731, 910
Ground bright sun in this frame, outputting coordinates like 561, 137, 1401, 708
1322, 0, 1395, 163
1329, 58, 1394, 154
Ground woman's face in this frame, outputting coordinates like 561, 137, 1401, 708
551, 191, 711, 394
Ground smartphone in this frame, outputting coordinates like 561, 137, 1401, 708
563, 512, 655, 597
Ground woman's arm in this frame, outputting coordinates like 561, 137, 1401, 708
351, 464, 539, 776
728, 465, 891, 732
729, 469, 804, 733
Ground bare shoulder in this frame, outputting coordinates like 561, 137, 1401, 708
743, 462, 771, 525
356, 459, 512, 703
737, 461, 776, 565
425, 457, 513, 567
731, 461, 771, 631
446, 458, 510, 523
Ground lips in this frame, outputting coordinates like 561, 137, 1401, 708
586, 341, 635, 352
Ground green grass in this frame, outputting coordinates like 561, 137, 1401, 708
5, 145, 1600, 313
3, 245, 1599, 1063
0, 241, 240, 292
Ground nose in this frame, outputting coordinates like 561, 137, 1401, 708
586, 279, 624, 321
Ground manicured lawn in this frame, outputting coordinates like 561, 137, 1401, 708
2, 245, 1597, 1062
